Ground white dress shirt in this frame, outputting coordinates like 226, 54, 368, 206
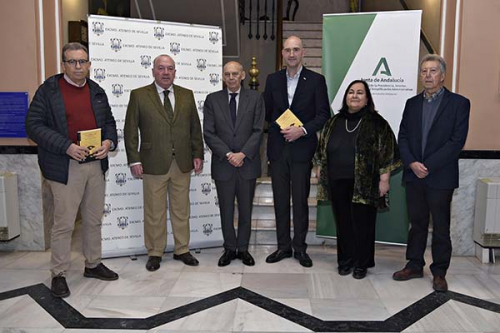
285, 66, 307, 135
155, 82, 176, 112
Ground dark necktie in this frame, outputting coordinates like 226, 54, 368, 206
163, 90, 174, 122
229, 93, 237, 126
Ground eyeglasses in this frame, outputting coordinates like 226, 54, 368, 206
64, 59, 89, 67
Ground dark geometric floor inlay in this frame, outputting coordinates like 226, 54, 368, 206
1, 284, 500, 332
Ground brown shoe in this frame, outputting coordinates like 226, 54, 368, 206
433, 275, 448, 292
392, 267, 424, 281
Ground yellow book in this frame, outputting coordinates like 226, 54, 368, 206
275, 109, 303, 129
77, 128, 101, 163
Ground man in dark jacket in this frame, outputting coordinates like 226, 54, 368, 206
393, 54, 470, 292
25, 43, 118, 298
263, 36, 330, 267
203, 61, 265, 267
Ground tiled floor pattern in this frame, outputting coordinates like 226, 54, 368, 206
0, 244, 500, 332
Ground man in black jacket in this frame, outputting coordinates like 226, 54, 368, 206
25, 43, 118, 298
263, 36, 330, 267
393, 54, 470, 292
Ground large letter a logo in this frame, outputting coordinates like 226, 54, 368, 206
372, 57, 392, 76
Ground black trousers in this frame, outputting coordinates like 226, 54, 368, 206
270, 144, 312, 252
328, 178, 377, 269
405, 180, 454, 276
215, 173, 256, 252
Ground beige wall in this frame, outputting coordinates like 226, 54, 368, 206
441, 0, 457, 89
0, 0, 40, 145
61, 0, 88, 44
458, 0, 500, 150
0, 0, 62, 145
0, 1, 40, 97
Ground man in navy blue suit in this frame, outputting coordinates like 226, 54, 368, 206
393, 54, 470, 292
263, 36, 330, 267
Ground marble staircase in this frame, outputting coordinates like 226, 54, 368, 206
283, 21, 323, 74
236, 177, 334, 247
235, 21, 331, 247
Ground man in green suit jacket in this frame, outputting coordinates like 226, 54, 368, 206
124, 54, 204, 271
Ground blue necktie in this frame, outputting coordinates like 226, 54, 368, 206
229, 93, 237, 126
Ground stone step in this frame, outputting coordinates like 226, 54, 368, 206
308, 67, 322, 74
302, 57, 322, 68
304, 48, 322, 57
283, 22, 323, 31
255, 177, 318, 198
239, 201, 317, 220
252, 228, 333, 246
256, 177, 319, 185
301, 39, 322, 48
283, 30, 322, 39
253, 196, 317, 206
235, 219, 316, 231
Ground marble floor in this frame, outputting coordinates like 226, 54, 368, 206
0, 240, 500, 333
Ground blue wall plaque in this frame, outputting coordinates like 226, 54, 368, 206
0, 92, 29, 138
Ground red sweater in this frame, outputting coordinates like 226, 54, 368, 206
59, 77, 97, 143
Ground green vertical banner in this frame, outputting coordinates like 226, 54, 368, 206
318, 11, 422, 244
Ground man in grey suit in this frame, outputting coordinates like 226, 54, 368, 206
203, 61, 265, 266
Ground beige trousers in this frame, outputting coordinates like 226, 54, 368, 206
48, 160, 105, 276
142, 159, 191, 256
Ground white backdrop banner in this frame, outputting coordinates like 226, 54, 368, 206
323, 11, 422, 134
88, 15, 223, 258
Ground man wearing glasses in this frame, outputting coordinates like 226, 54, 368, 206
25, 42, 118, 298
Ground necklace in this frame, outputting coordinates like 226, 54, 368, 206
345, 118, 362, 133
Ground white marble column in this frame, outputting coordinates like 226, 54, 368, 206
0, 155, 47, 251
451, 159, 500, 255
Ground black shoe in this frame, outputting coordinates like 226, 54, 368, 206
84, 263, 119, 281
294, 251, 313, 268
146, 256, 162, 271
51, 275, 70, 298
353, 268, 367, 279
236, 251, 255, 266
218, 249, 236, 267
338, 266, 353, 276
265, 249, 293, 263
173, 252, 199, 266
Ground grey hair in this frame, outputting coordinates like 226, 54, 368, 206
153, 54, 176, 68
61, 42, 88, 61
420, 54, 446, 74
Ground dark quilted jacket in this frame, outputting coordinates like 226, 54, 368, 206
25, 74, 117, 184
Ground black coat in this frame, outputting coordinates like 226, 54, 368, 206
25, 74, 117, 184
398, 88, 470, 189
263, 67, 330, 163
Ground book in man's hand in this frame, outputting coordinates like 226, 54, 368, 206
275, 108, 303, 129
77, 128, 101, 163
